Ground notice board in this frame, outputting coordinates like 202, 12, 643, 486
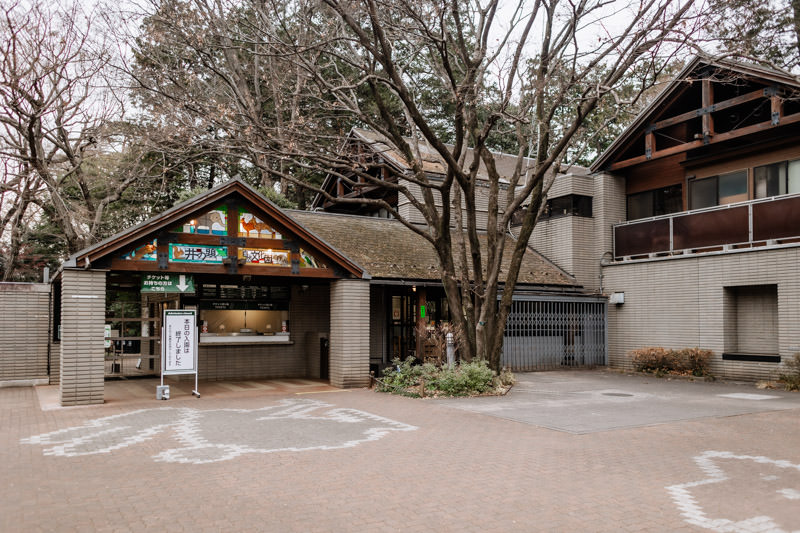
162, 310, 198, 375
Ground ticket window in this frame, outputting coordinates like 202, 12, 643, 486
200, 309, 289, 335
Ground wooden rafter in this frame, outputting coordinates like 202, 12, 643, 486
609, 110, 800, 171
611, 83, 790, 171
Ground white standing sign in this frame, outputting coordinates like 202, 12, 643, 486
161, 309, 200, 397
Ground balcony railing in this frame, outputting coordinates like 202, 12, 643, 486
613, 193, 800, 260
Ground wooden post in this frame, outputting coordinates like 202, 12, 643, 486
702, 78, 714, 144
645, 131, 655, 160
771, 94, 783, 125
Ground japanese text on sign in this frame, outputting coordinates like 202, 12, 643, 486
162, 310, 197, 375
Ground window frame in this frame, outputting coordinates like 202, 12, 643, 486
754, 159, 800, 199
688, 168, 748, 210
626, 184, 683, 220
542, 194, 593, 220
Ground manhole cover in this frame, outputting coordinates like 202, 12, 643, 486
602, 392, 633, 397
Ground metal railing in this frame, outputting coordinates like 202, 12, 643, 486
613, 192, 800, 260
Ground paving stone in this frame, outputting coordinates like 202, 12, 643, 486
1, 375, 799, 532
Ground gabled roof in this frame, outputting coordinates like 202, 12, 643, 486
312, 128, 587, 209
65, 179, 365, 278
591, 56, 800, 172
289, 210, 578, 287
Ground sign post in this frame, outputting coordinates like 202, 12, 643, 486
161, 309, 200, 398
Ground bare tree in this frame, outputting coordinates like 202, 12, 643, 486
274, 0, 702, 369
123, 0, 328, 197
122, 0, 702, 369
0, 0, 140, 271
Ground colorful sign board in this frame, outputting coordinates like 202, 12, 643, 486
299, 248, 325, 268
121, 240, 157, 261
169, 244, 227, 263
238, 248, 290, 266
161, 310, 197, 375
141, 274, 196, 294
238, 210, 282, 239
176, 207, 228, 235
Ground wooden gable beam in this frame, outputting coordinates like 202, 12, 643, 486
648, 86, 775, 132
610, 110, 800, 171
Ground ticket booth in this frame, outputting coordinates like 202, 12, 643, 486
56, 179, 369, 406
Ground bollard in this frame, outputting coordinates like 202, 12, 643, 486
446, 332, 455, 369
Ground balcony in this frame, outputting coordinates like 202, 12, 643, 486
613, 193, 800, 260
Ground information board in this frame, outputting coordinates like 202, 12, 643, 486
161, 310, 198, 375
141, 273, 195, 294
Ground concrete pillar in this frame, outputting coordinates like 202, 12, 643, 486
60, 269, 106, 405
329, 279, 370, 388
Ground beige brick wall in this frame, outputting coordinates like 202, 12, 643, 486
60, 269, 106, 405
329, 279, 370, 388
593, 171, 626, 267
529, 172, 625, 292
0, 283, 51, 384
603, 246, 800, 381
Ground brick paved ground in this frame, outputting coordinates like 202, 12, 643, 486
2, 374, 799, 532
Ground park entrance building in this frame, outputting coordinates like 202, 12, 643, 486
54, 179, 368, 405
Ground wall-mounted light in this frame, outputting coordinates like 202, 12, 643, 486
412, 285, 417, 292
609, 292, 625, 305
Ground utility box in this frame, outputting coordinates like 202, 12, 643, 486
156, 385, 170, 400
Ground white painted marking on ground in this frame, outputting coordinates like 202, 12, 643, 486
22, 399, 417, 464
666, 451, 800, 533
778, 488, 800, 500
717, 393, 780, 400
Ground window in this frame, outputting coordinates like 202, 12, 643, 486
723, 285, 778, 356
754, 160, 800, 198
689, 170, 748, 210
626, 185, 682, 220
542, 194, 592, 219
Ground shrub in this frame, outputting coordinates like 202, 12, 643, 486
377, 357, 432, 394
779, 353, 800, 391
675, 347, 712, 376
377, 358, 507, 397
428, 360, 495, 396
630, 346, 712, 376
631, 347, 677, 373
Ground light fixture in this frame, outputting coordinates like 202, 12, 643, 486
412, 285, 417, 292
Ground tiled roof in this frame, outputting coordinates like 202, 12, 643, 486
351, 128, 588, 183
289, 210, 577, 287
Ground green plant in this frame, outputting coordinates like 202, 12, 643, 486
428, 360, 495, 396
377, 357, 428, 394
376, 358, 508, 397
779, 353, 800, 391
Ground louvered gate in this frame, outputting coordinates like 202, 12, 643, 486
501, 295, 607, 371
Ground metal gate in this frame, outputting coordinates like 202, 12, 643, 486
501, 295, 607, 371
